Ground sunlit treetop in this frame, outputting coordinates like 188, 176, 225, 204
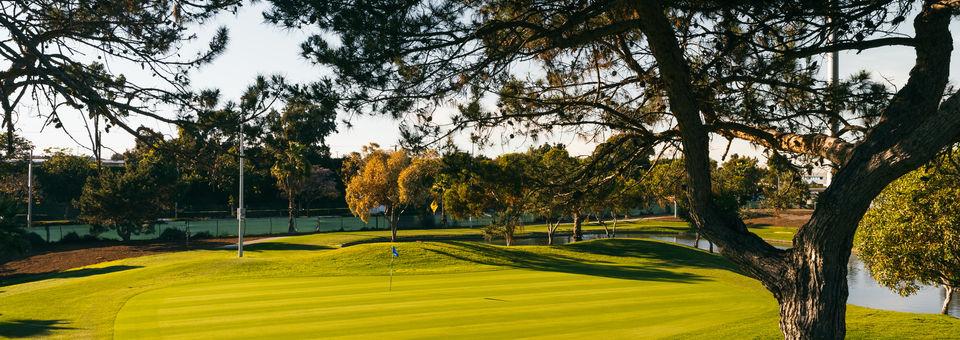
264, 0, 911, 162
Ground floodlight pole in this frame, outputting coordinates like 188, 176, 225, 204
827, 2, 840, 136
827, 47, 840, 135
27, 148, 33, 232
238, 125, 245, 258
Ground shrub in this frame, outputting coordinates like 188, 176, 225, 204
59, 232, 82, 244
25, 232, 46, 247
158, 227, 186, 241
191, 231, 213, 239
0, 231, 30, 261
0, 194, 31, 259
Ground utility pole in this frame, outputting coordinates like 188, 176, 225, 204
27, 148, 34, 239
827, 2, 841, 137
237, 125, 245, 258
825, 2, 841, 181
827, 44, 840, 136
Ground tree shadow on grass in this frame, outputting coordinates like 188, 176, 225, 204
245, 243, 334, 252
560, 239, 739, 271
0, 265, 142, 287
339, 234, 485, 247
0, 319, 74, 338
425, 240, 713, 283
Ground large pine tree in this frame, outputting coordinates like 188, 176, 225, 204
264, 0, 960, 337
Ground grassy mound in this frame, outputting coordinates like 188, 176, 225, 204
115, 240, 769, 339
0, 232, 955, 339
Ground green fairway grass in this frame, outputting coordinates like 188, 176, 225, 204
0, 228, 956, 339
744, 225, 797, 243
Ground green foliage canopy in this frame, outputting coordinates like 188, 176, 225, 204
857, 152, 960, 314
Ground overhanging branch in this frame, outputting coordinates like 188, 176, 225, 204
712, 122, 854, 165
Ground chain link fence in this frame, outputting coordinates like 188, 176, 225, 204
26, 209, 506, 243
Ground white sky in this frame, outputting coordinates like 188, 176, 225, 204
12, 3, 959, 161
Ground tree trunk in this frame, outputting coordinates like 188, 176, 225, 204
546, 222, 555, 245
388, 207, 398, 242
599, 214, 610, 237
628, 2, 957, 338
943, 285, 955, 315
504, 225, 514, 246
118, 227, 131, 242
694, 232, 701, 248
287, 192, 296, 234
571, 211, 583, 242
611, 213, 617, 238
775, 248, 850, 339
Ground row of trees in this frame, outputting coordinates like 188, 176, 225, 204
438, 143, 647, 246
259, 0, 960, 336
340, 142, 641, 245
0, 78, 342, 243
645, 154, 810, 217
342, 136, 812, 245
5, 0, 954, 335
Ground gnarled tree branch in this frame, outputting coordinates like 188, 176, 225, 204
711, 121, 854, 165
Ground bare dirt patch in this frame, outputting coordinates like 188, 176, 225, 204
0, 237, 266, 283
640, 215, 688, 223
641, 211, 811, 228
743, 209, 812, 228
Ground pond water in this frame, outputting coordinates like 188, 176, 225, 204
495, 232, 959, 318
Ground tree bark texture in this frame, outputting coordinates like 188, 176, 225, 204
627, 1, 960, 338
774, 246, 851, 339
943, 285, 955, 315
287, 192, 296, 233
571, 211, 583, 242
546, 221, 556, 245
388, 206, 398, 242
611, 213, 617, 238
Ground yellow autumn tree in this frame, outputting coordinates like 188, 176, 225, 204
398, 151, 442, 211
343, 144, 411, 242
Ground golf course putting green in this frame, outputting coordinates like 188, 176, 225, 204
2, 230, 959, 339
113, 269, 770, 339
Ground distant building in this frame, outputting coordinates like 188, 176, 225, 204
8, 155, 125, 167
803, 168, 833, 187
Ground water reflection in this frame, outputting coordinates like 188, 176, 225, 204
492, 232, 959, 318
846, 252, 959, 317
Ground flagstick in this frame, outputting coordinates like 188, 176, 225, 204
389, 255, 394, 292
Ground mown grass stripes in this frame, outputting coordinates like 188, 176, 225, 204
115, 269, 766, 339
0, 229, 956, 339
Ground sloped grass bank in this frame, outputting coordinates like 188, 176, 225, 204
0, 233, 956, 339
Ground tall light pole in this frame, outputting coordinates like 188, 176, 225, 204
237, 124, 245, 258
827, 2, 841, 137
827, 43, 840, 135
825, 3, 841, 183
26, 148, 33, 236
